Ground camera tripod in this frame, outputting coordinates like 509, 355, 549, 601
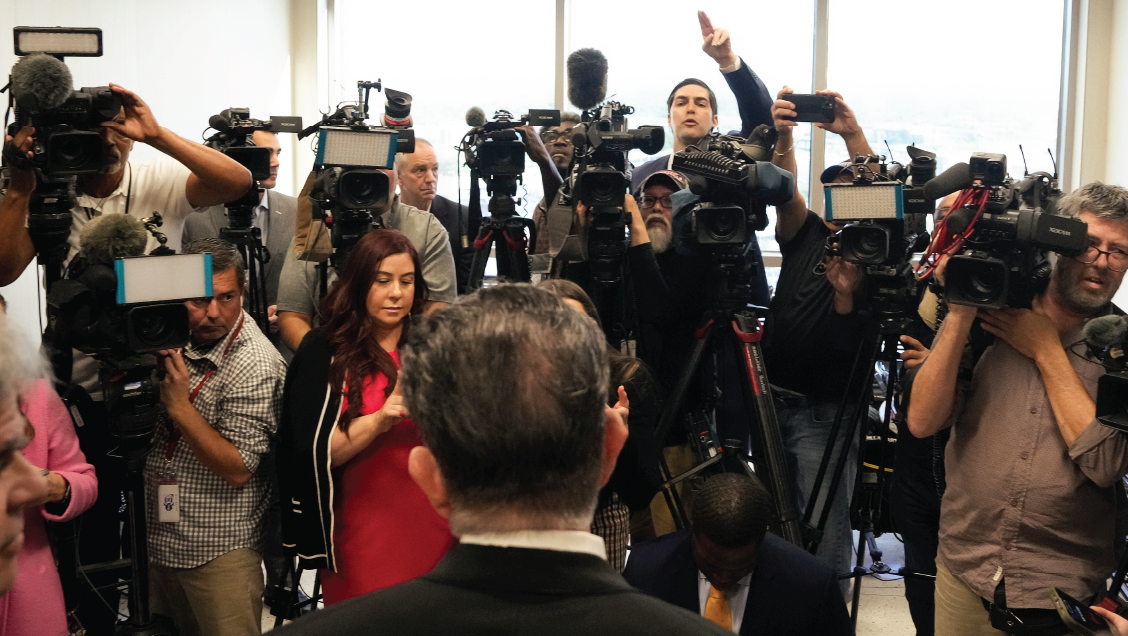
466, 187, 535, 290
653, 252, 804, 546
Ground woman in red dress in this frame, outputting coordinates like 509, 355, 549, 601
281, 229, 455, 605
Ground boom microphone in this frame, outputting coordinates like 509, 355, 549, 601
922, 162, 973, 201
1084, 315, 1128, 350
566, 48, 608, 111
465, 106, 487, 128
79, 213, 149, 265
10, 52, 74, 114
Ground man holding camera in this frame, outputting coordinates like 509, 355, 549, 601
629, 11, 773, 195
766, 86, 874, 595
275, 164, 457, 352
394, 138, 474, 292
908, 183, 1128, 635
146, 237, 285, 636
528, 113, 579, 257
182, 129, 296, 353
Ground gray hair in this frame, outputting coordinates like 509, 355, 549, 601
183, 238, 244, 289
394, 138, 434, 173
400, 284, 610, 534
0, 313, 49, 405
1056, 182, 1128, 221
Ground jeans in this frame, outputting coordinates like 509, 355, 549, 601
777, 399, 859, 599
890, 475, 941, 636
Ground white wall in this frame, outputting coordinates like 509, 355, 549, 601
0, 0, 324, 336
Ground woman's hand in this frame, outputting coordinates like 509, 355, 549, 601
612, 385, 630, 428
330, 380, 409, 467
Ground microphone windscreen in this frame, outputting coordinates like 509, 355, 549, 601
567, 48, 608, 111
209, 114, 232, 132
943, 205, 976, 235
922, 162, 973, 201
465, 106, 487, 128
1084, 315, 1128, 350
79, 213, 149, 265
10, 53, 73, 114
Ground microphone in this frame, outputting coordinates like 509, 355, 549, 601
465, 106, 487, 128
1084, 315, 1128, 351
10, 53, 74, 114
943, 205, 977, 235
79, 213, 149, 266
566, 48, 608, 111
922, 162, 973, 201
208, 114, 232, 133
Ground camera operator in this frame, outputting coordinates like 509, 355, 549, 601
275, 164, 457, 352
394, 138, 474, 291
908, 182, 1128, 635
528, 113, 579, 255
0, 84, 252, 285
146, 238, 285, 636
766, 86, 876, 596
182, 129, 295, 355
629, 11, 773, 195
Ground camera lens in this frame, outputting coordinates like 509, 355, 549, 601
48, 130, 102, 173
962, 264, 1006, 305
840, 225, 889, 265
335, 168, 388, 210
708, 208, 741, 241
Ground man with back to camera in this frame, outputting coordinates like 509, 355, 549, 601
274, 162, 457, 352
146, 237, 285, 636
394, 138, 475, 291
1, 83, 251, 634
0, 313, 51, 598
182, 129, 296, 357
623, 472, 852, 635
907, 182, 1128, 635
629, 11, 774, 195
270, 283, 733, 636
764, 85, 875, 597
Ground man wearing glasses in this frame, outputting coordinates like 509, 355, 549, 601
528, 113, 581, 255
908, 182, 1128, 635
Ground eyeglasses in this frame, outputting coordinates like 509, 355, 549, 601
540, 130, 573, 144
640, 195, 673, 210
1076, 244, 1128, 272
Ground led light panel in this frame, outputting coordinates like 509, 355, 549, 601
824, 182, 904, 221
15, 27, 103, 56
115, 254, 212, 305
316, 128, 397, 168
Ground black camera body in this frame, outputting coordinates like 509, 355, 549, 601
824, 155, 922, 267
204, 108, 302, 224
944, 158, 1086, 309
886, 145, 938, 219
19, 86, 121, 176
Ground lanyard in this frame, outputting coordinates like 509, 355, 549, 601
164, 313, 246, 463
83, 162, 133, 220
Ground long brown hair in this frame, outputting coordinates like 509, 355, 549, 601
320, 229, 428, 427
537, 279, 639, 402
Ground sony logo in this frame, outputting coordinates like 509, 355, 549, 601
1048, 227, 1071, 235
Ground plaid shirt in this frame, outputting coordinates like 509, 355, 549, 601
144, 311, 286, 568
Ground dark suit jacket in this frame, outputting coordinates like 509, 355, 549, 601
623, 530, 854, 636
180, 191, 298, 308
429, 194, 473, 293
273, 543, 733, 635
631, 57, 774, 195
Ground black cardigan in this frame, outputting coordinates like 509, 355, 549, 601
277, 328, 342, 571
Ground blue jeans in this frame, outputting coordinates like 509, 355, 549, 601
777, 399, 859, 599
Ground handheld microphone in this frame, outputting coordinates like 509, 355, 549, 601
1084, 315, 1128, 351
566, 48, 608, 111
465, 107, 487, 129
922, 162, 973, 201
10, 53, 74, 114
79, 213, 149, 265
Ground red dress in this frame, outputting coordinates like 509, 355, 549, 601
319, 351, 456, 604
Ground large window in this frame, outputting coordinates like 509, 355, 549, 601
822, 0, 1065, 191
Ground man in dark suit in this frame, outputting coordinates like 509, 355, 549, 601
273, 284, 731, 636
395, 138, 474, 291
181, 129, 296, 351
624, 473, 853, 635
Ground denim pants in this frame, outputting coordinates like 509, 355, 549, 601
776, 399, 859, 599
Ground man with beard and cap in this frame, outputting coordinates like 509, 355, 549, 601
908, 182, 1128, 635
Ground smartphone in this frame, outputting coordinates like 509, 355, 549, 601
1049, 588, 1109, 636
783, 93, 836, 124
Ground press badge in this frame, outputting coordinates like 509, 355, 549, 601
157, 471, 180, 523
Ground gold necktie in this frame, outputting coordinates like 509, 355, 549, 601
704, 583, 732, 631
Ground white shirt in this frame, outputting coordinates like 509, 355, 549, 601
460, 530, 608, 560
697, 571, 752, 634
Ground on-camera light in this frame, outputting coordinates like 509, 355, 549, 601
14, 27, 103, 57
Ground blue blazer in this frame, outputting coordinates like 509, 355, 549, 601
631, 58, 774, 195
623, 530, 854, 636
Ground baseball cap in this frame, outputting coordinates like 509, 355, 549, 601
820, 160, 855, 184
640, 170, 690, 193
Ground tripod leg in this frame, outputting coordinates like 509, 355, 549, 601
850, 524, 867, 628
466, 228, 494, 291
729, 313, 804, 546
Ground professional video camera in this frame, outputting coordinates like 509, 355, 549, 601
297, 80, 414, 269
1083, 314, 1128, 432
3, 27, 121, 270
920, 152, 1088, 309
460, 106, 560, 288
